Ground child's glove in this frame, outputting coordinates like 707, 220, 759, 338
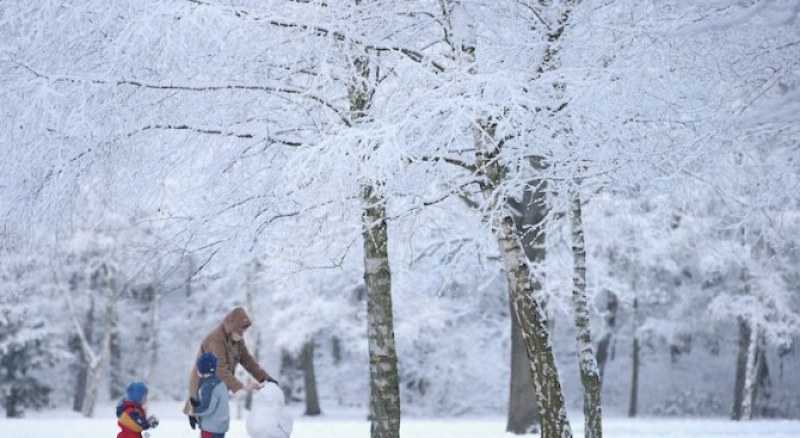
147, 416, 159, 429
190, 397, 200, 408
189, 415, 198, 430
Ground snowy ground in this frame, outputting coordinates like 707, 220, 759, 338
5, 401, 800, 438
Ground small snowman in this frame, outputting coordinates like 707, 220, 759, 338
246, 383, 293, 438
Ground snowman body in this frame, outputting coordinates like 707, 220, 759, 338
246, 384, 293, 438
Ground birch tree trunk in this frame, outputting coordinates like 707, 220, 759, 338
473, 122, 571, 438
347, 34, 401, 436
362, 184, 401, 438
571, 193, 602, 438
741, 319, 761, 420
506, 161, 547, 434
82, 263, 118, 417
302, 341, 322, 416
732, 317, 751, 420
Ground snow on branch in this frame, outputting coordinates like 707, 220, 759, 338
184, 0, 446, 73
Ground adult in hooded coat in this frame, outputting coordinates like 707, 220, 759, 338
184, 307, 277, 427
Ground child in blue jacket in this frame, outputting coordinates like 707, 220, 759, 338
192, 352, 230, 438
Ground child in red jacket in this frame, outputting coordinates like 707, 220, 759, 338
116, 381, 159, 438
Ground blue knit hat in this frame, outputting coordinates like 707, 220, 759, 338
197, 352, 218, 375
125, 381, 148, 405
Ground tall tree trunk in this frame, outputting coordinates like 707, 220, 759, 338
595, 290, 618, 382
362, 185, 401, 438
82, 263, 118, 417
732, 317, 751, 420
505, 158, 546, 435
73, 295, 94, 412
571, 193, 602, 438
346, 17, 401, 434
472, 120, 571, 438
628, 297, 640, 418
302, 341, 322, 416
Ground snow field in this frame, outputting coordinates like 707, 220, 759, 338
4, 400, 799, 438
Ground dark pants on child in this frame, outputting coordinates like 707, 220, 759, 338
200, 431, 225, 438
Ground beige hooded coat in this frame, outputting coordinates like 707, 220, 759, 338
184, 307, 271, 415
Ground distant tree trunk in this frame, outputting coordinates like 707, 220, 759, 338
732, 318, 751, 420
628, 297, 640, 418
507, 304, 541, 434
571, 193, 602, 438
243, 262, 257, 410
145, 283, 161, 387
5, 387, 20, 418
332, 336, 342, 365
302, 341, 322, 416
185, 255, 194, 298
279, 349, 302, 403
73, 295, 94, 412
81, 263, 119, 417
595, 290, 618, 382
108, 305, 123, 400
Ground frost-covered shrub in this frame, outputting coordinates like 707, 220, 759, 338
648, 390, 725, 417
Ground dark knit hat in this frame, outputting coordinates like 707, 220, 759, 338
125, 381, 148, 405
197, 352, 218, 375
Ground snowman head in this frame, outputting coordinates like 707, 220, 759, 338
253, 383, 285, 409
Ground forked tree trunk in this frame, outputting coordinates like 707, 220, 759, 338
473, 120, 571, 438
81, 263, 118, 417
302, 341, 321, 416
496, 217, 572, 438
506, 161, 547, 435
571, 193, 602, 438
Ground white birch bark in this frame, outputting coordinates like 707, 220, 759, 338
472, 123, 572, 438
741, 319, 760, 420
570, 192, 602, 438
68, 263, 118, 418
